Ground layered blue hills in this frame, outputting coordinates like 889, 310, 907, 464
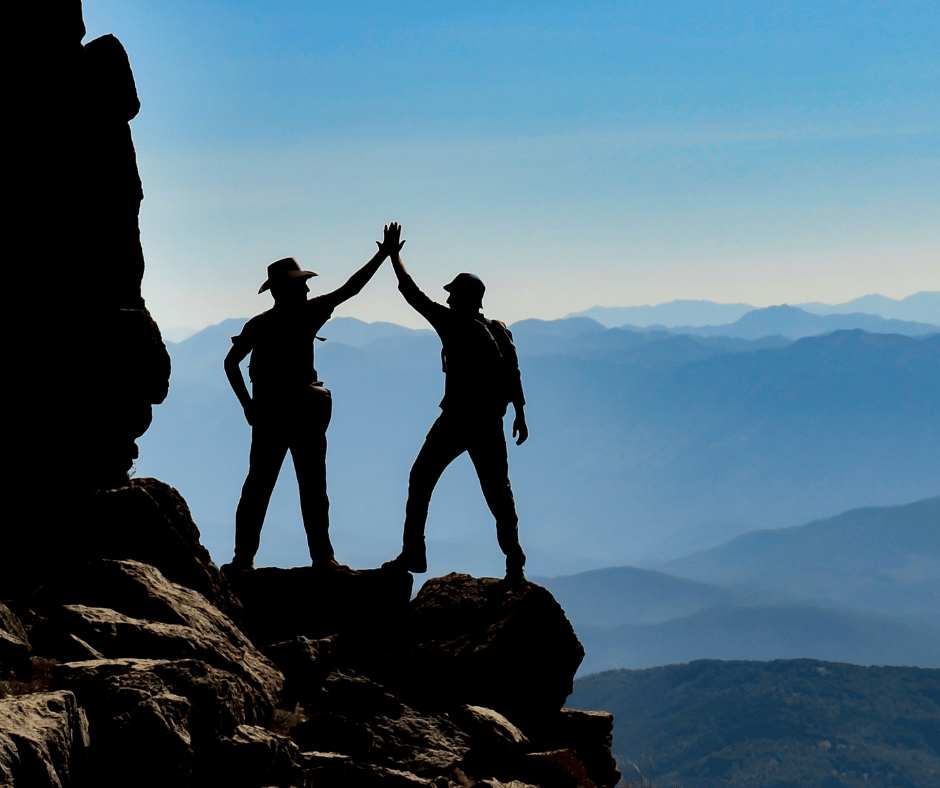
138, 314, 939, 578
537, 497, 940, 674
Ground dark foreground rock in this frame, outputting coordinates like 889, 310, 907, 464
203, 724, 304, 788
525, 709, 620, 788
0, 459, 615, 787
87, 478, 241, 618
1, 479, 238, 618
0, 604, 32, 682
3, 558, 618, 787
401, 573, 586, 723
51, 657, 277, 787
28, 559, 283, 711
5, 551, 616, 786
261, 634, 336, 706
225, 564, 413, 654
0, 690, 89, 787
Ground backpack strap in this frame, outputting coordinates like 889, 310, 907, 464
483, 319, 514, 358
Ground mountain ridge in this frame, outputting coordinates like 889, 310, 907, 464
673, 304, 938, 340
567, 291, 940, 328
140, 325, 940, 575
659, 496, 940, 626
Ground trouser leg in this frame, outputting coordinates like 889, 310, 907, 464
234, 424, 289, 564
467, 418, 524, 564
291, 393, 332, 562
403, 415, 466, 553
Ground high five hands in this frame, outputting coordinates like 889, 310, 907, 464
377, 223, 405, 259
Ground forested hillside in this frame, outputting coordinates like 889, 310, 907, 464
571, 659, 940, 788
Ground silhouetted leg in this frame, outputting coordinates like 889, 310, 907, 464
467, 418, 525, 568
402, 414, 466, 556
291, 390, 333, 562
234, 423, 289, 565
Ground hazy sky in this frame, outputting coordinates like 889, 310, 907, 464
85, 1, 938, 335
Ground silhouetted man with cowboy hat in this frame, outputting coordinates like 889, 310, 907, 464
222, 225, 402, 572
381, 223, 528, 581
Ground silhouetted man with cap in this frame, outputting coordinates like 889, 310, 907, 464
382, 223, 528, 580
223, 226, 401, 572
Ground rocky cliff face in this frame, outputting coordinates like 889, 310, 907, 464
2, 479, 620, 788
5, 0, 170, 600
2, 5, 618, 785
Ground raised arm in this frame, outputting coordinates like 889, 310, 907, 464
321, 224, 400, 308
388, 225, 445, 325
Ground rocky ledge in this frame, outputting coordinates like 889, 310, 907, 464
1, 478, 619, 787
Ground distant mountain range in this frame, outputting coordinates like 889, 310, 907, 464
140, 317, 940, 577
574, 605, 940, 674
568, 291, 940, 328
532, 566, 785, 628
570, 659, 940, 788
535, 497, 940, 674
660, 497, 940, 627
672, 304, 938, 340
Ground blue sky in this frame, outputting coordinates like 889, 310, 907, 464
84, 1, 938, 335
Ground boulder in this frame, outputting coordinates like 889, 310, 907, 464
104, 690, 194, 783
290, 712, 376, 759
261, 635, 335, 704
54, 604, 283, 707
454, 705, 530, 779
0, 690, 89, 788
477, 781, 540, 788
0, 603, 31, 681
26, 611, 106, 665
31, 559, 282, 709
2, 478, 236, 616
302, 752, 435, 786
316, 669, 404, 719
458, 705, 530, 757
514, 749, 593, 788
86, 479, 239, 617
83, 34, 141, 123
227, 565, 412, 654
525, 709, 620, 788
201, 724, 303, 788
402, 574, 584, 721
368, 704, 470, 778
51, 658, 275, 787
52, 658, 273, 744
297, 667, 469, 780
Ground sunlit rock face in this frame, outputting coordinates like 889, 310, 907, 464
3, 494, 619, 787
2, 476, 619, 786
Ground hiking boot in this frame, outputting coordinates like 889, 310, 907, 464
505, 549, 526, 583
221, 558, 254, 577
381, 549, 428, 574
312, 556, 354, 573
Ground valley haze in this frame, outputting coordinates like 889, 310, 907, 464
137, 294, 940, 676
138, 294, 939, 574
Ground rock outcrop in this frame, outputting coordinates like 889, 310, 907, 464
6, 0, 171, 602
0, 691, 89, 788
400, 574, 585, 724
225, 563, 412, 659
0, 606, 32, 683
1, 481, 620, 786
